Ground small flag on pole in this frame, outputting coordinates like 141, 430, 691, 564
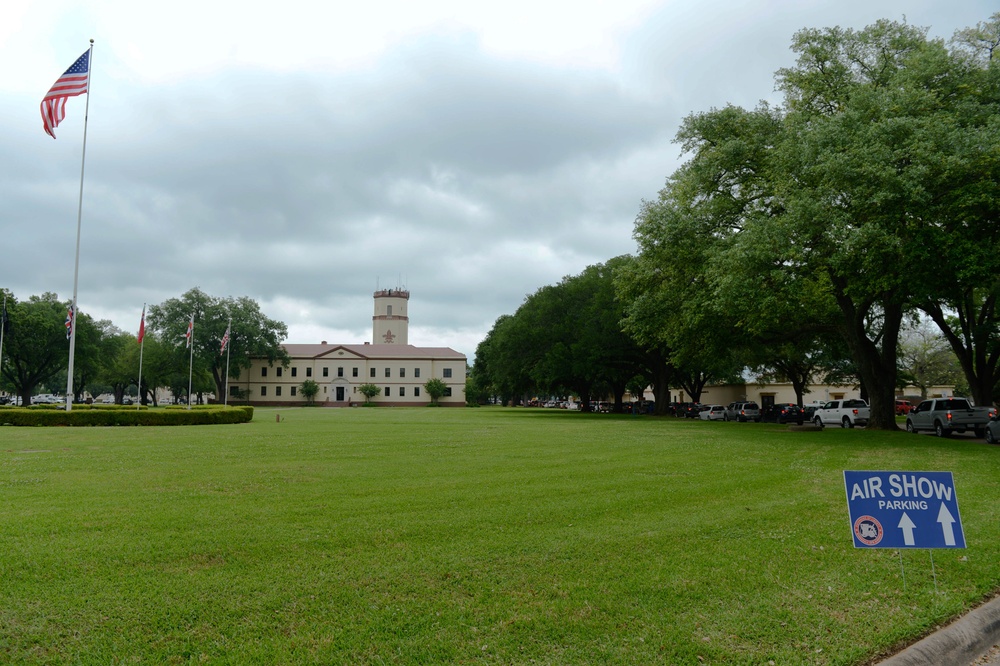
65, 305, 75, 340
185, 314, 194, 348
41, 49, 91, 139
220, 323, 230, 354
137, 306, 146, 344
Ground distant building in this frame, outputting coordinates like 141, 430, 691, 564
233, 289, 467, 406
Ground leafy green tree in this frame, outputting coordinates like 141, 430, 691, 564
623, 18, 1000, 428
0, 292, 71, 406
148, 288, 289, 401
423, 378, 448, 404
358, 383, 380, 404
473, 314, 536, 405
300, 379, 320, 405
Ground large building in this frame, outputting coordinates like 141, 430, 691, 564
234, 289, 467, 406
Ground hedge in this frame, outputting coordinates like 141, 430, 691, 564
0, 406, 254, 427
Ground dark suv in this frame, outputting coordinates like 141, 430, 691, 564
761, 403, 805, 425
725, 401, 761, 422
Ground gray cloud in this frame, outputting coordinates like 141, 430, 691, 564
3, 2, 994, 359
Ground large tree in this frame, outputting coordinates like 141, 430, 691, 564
626, 18, 999, 429
0, 292, 71, 406
148, 288, 289, 401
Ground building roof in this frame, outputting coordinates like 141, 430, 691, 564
283, 343, 465, 361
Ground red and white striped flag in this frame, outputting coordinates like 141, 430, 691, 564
185, 315, 194, 348
220, 323, 230, 354
65, 304, 75, 340
137, 306, 146, 344
41, 49, 90, 139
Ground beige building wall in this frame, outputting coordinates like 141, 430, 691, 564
232, 343, 467, 407
667, 382, 954, 407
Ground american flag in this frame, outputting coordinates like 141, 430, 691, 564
65, 304, 75, 340
185, 315, 194, 348
220, 324, 230, 354
137, 306, 146, 344
41, 49, 90, 139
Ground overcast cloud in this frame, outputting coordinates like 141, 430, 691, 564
2, 0, 994, 360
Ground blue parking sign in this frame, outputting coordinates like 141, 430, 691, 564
844, 471, 965, 549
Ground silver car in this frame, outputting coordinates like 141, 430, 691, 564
724, 401, 761, 422
986, 414, 1000, 444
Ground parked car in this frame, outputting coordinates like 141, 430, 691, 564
683, 403, 704, 418
761, 403, 805, 425
895, 399, 913, 415
812, 399, 870, 428
724, 401, 761, 422
986, 413, 1000, 445
699, 405, 726, 421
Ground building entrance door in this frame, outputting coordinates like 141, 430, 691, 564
336, 386, 345, 401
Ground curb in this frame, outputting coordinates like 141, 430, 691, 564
877, 594, 1000, 666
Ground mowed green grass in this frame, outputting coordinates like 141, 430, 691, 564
1, 408, 998, 665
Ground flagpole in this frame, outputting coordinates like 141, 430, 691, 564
137, 304, 145, 411
187, 313, 194, 411
64, 39, 94, 413
224, 317, 232, 406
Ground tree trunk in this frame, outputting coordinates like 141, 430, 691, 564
833, 286, 903, 430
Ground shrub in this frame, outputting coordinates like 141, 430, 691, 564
0, 406, 253, 427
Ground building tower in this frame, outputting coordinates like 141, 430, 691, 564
372, 288, 409, 345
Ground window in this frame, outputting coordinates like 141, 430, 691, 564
260, 386, 267, 396
384, 386, 391, 397
275, 386, 282, 397
370, 368, 376, 378
387, 305, 392, 316
443, 368, 452, 378
400, 368, 405, 378
261, 367, 267, 377
352, 367, 358, 377
291, 367, 297, 377
444, 388, 452, 397
306, 367, 312, 377
229, 386, 239, 396
414, 368, 420, 378
291, 386, 297, 396
338, 367, 344, 377
399, 387, 405, 397
276, 367, 283, 377
322, 367, 329, 377
414, 387, 420, 397
385, 368, 391, 378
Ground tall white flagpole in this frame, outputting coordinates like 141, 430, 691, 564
187, 313, 194, 411
64, 40, 94, 413
137, 304, 145, 411
223, 318, 232, 406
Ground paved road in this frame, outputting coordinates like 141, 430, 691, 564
972, 643, 1000, 665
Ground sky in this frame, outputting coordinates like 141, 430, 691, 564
2, 0, 996, 361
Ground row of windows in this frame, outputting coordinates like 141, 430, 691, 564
261, 366, 454, 379
255, 385, 456, 398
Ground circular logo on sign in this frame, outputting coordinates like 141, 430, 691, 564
854, 515, 883, 546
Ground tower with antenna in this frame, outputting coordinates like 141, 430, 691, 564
372, 281, 409, 345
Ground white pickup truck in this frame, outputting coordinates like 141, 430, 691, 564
812, 399, 870, 429
905, 398, 996, 437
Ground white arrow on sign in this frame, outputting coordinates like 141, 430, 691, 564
898, 512, 916, 546
937, 503, 957, 546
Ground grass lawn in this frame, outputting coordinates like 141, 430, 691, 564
1, 407, 998, 664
